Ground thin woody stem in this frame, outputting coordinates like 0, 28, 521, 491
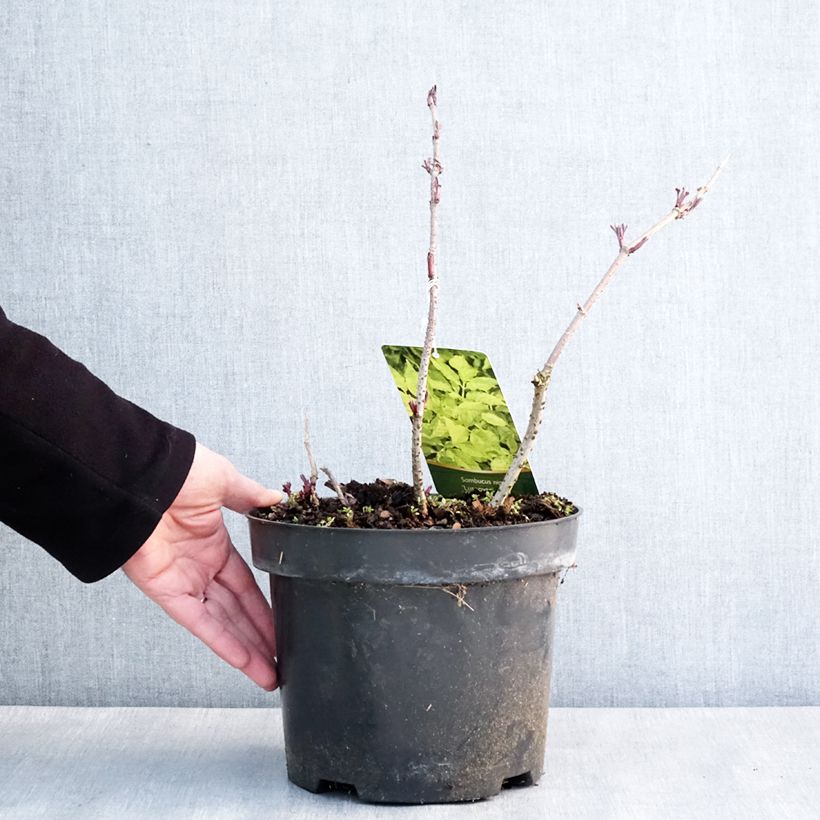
320, 466, 351, 506
490, 157, 729, 506
303, 415, 319, 484
411, 85, 442, 516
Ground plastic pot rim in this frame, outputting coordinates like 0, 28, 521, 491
248, 507, 581, 585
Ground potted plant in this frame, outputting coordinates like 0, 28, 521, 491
248, 87, 726, 804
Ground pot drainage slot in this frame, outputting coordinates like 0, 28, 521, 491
316, 779, 359, 798
501, 772, 534, 790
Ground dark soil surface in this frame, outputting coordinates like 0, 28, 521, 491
250, 478, 576, 529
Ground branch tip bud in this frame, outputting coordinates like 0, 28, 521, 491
610, 223, 627, 248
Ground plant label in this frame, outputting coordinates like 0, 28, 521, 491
382, 345, 538, 498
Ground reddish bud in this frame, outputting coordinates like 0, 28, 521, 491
628, 236, 649, 254
422, 158, 443, 175
427, 85, 438, 107
610, 223, 627, 248
408, 400, 418, 416
424, 485, 432, 497
299, 473, 315, 499
282, 481, 292, 496
675, 187, 689, 209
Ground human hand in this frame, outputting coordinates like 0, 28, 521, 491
122, 443, 283, 690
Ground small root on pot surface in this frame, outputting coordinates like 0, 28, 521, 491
407, 583, 476, 612
441, 583, 474, 611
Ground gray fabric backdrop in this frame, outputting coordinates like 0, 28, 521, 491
1, 0, 817, 707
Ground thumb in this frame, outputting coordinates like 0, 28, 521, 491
222, 465, 284, 513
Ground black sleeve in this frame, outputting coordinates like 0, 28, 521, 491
0, 305, 196, 582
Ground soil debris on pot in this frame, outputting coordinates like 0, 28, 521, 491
251, 478, 576, 529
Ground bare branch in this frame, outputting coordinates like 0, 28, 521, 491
320, 466, 353, 506
411, 85, 443, 516
303, 415, 319, 484
490, 158, 729, 506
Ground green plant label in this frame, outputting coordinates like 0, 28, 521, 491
382, 345, 538, 498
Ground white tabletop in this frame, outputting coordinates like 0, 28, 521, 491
0, 706, 817, 819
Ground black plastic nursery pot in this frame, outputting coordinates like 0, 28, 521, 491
249, 511, 580, 804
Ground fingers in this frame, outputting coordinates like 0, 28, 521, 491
217, 549, 277, 655
222, 462, 284, 513
199, 592, 278, 691
165, 594, 278, 691
189, 443, 284, 512
205, 579, 273, 662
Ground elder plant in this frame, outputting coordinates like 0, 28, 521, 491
409, 86, 727, 510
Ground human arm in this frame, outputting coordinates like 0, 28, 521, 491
0, 305, 196, 580
0, 306, 282, 688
